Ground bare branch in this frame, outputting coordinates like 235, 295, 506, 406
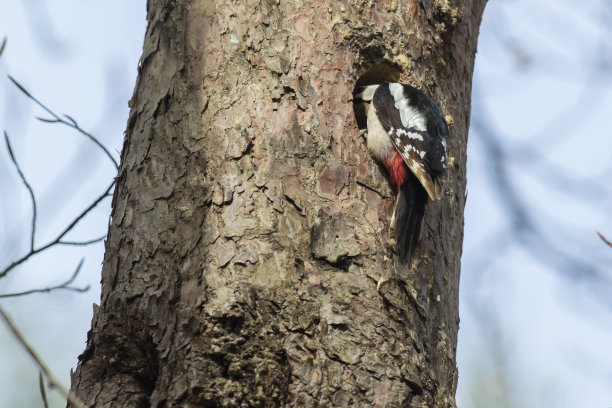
59, 235, 106, 246
63, 114, 78, 127
1, 79, 117, 285
8, 75, 119, 169
39, 372, 49, 408
0, 259, 89, 298
0, 179, 115, 279
4, 131, 37, 251
54, 180, 115, 243
0, 37, 6, 57
0, 306, 87, 408
597, 232, 612, 248
36, 117, 60, 123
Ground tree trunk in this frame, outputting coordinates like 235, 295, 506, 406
70, 0, 485, 407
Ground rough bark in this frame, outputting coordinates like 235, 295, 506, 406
70, 0, 485, 407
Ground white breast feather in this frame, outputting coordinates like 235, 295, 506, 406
366, 104, 394, 161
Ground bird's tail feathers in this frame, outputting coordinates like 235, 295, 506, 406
395, 177, 428, 264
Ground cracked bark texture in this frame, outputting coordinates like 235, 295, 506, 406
70, 0, 486, 407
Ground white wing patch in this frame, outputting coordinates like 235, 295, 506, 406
395, 127, 424, 141
389, 83, 427, 132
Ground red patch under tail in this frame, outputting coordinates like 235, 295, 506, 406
382, 152, 427, 264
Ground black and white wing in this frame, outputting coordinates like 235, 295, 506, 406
371, 83, 447, 200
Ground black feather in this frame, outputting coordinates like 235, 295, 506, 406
395, 175, 428, 264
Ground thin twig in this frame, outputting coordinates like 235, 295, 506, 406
4, 131, 37, 251
39, 372, 49, 408
53, 180, 115, 243
597, 232, 612, 248
2, 79, 118, 283
59, 235, 106, 246
8, 75, 119, 169
0, 306, 87, 408
0, 37, 6, 57
0, 179, 115, 279
0, 259, 89, 298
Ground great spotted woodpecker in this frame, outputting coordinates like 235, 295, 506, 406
354, 82, 447, 264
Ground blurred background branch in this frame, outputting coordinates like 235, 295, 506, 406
459, 1, 612, 407
0, 306, 87, 408
597, 232, 612, 249
1, 79, 116, 288
0, 3, 144, 406
0, 258, 89, 299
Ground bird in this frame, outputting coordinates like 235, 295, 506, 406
353, 82, 448, 265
